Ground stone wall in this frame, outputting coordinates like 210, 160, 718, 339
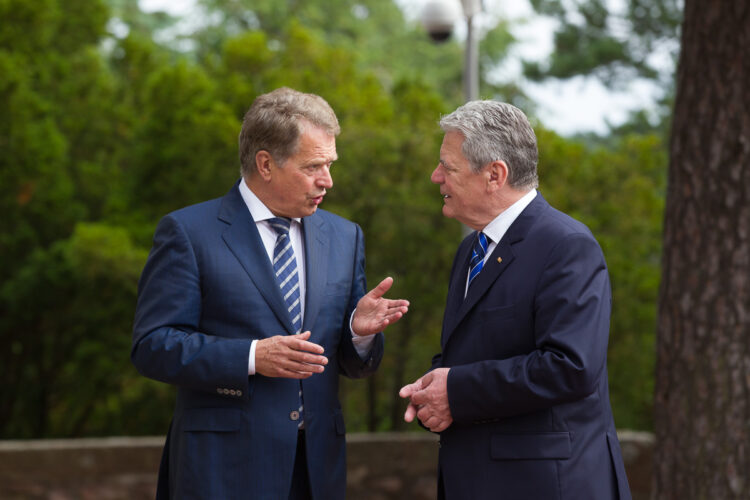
0, 430, 653, 499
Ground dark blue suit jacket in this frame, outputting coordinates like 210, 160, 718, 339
132, 182, 383, 499
433, 194, 631, 499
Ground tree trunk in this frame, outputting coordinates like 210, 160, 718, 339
654, 2, 750, 499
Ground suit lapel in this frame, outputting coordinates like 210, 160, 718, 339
442, 239, 516, 346
219, 183, 294, 333
301, 213, 329, 335
442, 235, 473, 344
441, 193, 550, 347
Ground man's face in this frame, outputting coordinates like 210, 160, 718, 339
431, 131, 488, 230
266, 124, 337, 218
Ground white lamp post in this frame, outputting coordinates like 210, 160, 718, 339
421, 0, 482, 103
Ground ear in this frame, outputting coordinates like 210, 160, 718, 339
255, 150, 274, 181
486, 160, 509, 192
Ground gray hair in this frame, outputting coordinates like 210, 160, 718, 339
239, 87, 340, 177
439, 100, 539, 189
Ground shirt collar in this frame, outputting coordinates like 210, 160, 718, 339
482, 189, 537, 244
238, 178, 302, 224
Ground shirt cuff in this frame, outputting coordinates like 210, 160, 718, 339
248, 339, 258, 375
350, 308, 376, 359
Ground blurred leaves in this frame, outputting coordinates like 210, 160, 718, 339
0, 0, 667, 437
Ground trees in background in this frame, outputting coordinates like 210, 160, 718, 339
0, 0, 666, 437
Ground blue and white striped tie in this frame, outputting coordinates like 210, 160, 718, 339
268, 217, 305, 428
468, 231, 488, 288
268, 217, 302, 334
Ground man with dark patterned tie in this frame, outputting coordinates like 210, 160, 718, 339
132, 87, 409, 500
399, 100, 631, 499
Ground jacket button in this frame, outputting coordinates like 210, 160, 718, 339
236, 390, 242, 396
290, 410, 300, 421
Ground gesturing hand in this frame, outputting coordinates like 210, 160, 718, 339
399, 368, 453, 432
351, 277, 410, 336
255, 331, 327, 379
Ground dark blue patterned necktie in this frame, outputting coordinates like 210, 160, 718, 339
468, 232, 488, 288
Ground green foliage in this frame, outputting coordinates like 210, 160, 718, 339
0, 0, 666, 437
526, 0, 682, 86
526, 0, 682, 137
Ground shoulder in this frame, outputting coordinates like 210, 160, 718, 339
528, 196, 597, 244
152, 197, 225, 243
162, 197, 224, 227
309, 208, 360, 234
521, 197, 605, 264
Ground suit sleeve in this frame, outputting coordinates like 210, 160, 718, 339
131, 215, 252, 394
446, 232, 611, 423
337, 223, 384, 379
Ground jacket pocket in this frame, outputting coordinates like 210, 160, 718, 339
490, 432, 571, 460
182, 407, 241, 432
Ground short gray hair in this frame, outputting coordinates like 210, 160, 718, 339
439, 100, 538, 189
239, 87, 340, 177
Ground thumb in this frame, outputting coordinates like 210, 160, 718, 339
399, 378, 422, 398
368, 276, 394, 299
295, 331, 312, 340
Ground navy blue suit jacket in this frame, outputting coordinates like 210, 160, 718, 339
433, 194, 631, 499
132, 182, 383, 499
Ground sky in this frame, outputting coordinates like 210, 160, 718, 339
138, 0, 670, 136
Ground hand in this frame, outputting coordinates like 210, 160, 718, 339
255, 331, 327, 379
399, 368, 453, 432
351, 277, 410, 336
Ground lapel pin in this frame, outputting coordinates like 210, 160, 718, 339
497, 257, 503, 264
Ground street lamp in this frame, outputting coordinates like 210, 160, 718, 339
421, 0, 482, 103
421, 0, 483, 237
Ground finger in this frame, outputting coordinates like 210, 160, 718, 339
404, 403, 418, 422
399, 381, 420, 398
383, 311, 403, 324
367, 276, 394, 299
386, 299, 410, 309
285, 360, 326, 374
291, 338, 325, 354
275, 367, 316, 379
432, 421, 451, 433
287, 351, 328, 367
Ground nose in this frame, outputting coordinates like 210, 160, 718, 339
431, 164, 444, 184
317, 166, 333, 189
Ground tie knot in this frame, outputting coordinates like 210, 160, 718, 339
474, 232, 488, 254
268, 217, 292, 236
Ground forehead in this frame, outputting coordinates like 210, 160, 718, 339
292, 124, 337, 162
440, 131, 468, 165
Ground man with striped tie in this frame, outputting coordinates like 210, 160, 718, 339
132, 87, 409, 499
399, 100, 631, 499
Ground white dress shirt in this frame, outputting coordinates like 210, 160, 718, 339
239, 180, 373, 374
465, 189, 537, 296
